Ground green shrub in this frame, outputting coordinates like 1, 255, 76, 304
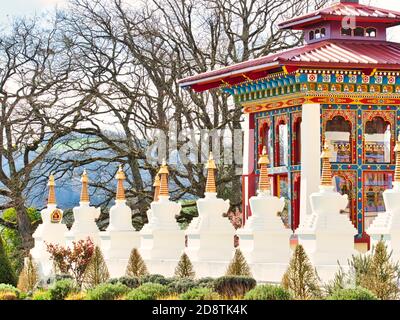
0, 292, 18, 300
0, 234, 17, 286
180, 287, 220, 300
327, 287, 378, 300
32, 290, 51, 300
108, 276, 140, 289
125, 283, 169, 300
65, 292, 87, 300
196, 277, 215, 289
86, 283, 129, 300
0, 283, 21, 299
140, 274, 174, 286
48, 279, 78, 300
55, 274, 74, 281
214, 276, 256, 298
244, 285, 292, 300
168, 278, 196, 294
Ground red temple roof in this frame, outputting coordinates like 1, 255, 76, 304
179, 40, 400, 92
279, 1, 400, 30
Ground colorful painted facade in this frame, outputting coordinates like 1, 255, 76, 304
178, 0, 400, 244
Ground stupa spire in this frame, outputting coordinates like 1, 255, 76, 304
205, 152, 217, 193
80, 169, 90, 203
115, 165, 126, 201
258, 146, 270, 192
153, 173, 161, 201
158, 159, 169, 197
320, 139, 333, 186
47, 174, 56, 205
394, 134, 400, 183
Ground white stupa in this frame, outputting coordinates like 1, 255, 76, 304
30, 174, 68, 279
66, 169, 100, 246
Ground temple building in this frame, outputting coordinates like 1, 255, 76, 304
178, 0, 400, 246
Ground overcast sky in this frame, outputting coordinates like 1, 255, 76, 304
0, 0, 399, 40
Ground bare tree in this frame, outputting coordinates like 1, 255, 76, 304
0, 16, 87, 252
39, 0, 330, 228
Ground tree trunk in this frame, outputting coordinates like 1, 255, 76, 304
15, 202, 34, 255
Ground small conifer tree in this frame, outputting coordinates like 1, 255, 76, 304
17, 254, 39, 292
282, 244, 321, 300
125, 248, 149, 278
83, 246, 110, 289
174, 253, 195, 279
0, 234, 16, 285
364, 241, 400, 300
225, 249, 252, 277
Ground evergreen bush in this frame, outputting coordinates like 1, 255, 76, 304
327, 287, 378, 300
32, 290, 51, 300
213, 276, 256, 298
174, 253, 195, 279
364, 241, 400, 300
180, 287, 220, 300
0, 283, 21, 299
17, 255, 39, 293
85, 283, 129, 300
0, 292, 18, 300
48, 279, 79, 300
125, 248, 149, 278
196, 277, 215, 288
167, 278, 196, 294
225, 249, 252, 277
65, 292, 87, 300
244, 284, 292, 300
83, 246, 109, 289
140, 274, 174, 286
282, 244, 321, 300
108, 276, 140, 289
0, 234, 16, 286
125, 283, 169, 300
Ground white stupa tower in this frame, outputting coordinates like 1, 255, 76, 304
296, 139, 357, 282
139, 160, 185, 274
236, 146, 290, 281
30, 174, 68, 279
100, 165, 140, 277
185, 153, 235, 276
367, 135, 400, 261
65, 170, 100, 246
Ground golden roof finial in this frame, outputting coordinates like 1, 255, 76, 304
394, 134, 400, 183
158, 159, 169, 197
116, 165, 126, 200
205, 152, 217, 193
80, 169, 90, 202
258, 146, 270, 192
320, 139, 333, 186
47, 174, 56, 205
153, 174, 161, 201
